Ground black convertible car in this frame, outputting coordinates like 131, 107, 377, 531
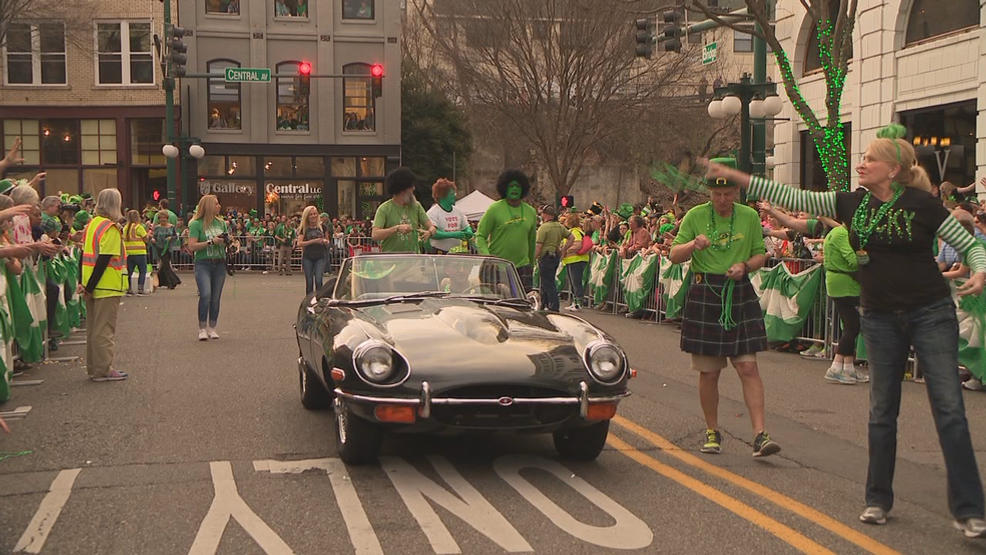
294, 253, 633, 464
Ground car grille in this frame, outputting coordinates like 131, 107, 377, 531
430, 385, 575, 429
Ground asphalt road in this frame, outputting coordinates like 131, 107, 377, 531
2, 273, 986, 554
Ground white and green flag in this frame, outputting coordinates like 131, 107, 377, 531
659, 258, 691, 319
0, 271, 12, 403
19, 260, 46, 362
622, 253, 660, 313
956, 284, 986, 382
750, 262, 823, 343
589, 251, 618, 305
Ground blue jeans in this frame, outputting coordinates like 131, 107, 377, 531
538, 254, 561, 312
194, 260, 227, 328
127, 254, 147, 292
862, 297, 984, 519
302, 256, 325, 295
566, 261, 587, 306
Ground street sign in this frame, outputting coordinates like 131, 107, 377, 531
703, 42, 718, 65
224, 67, 271, 83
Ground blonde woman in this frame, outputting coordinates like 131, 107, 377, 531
76, 188, 128, 381
704, 124, 986, 536
123, 210, 149, 296
296, 205, 330, 294
187, 195, 228, 341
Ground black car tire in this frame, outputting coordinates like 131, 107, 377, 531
299, 361, 331, 410
335, 399, 383, 465
553, 420, 610, 461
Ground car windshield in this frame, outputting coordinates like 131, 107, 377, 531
334, 255, 524, 301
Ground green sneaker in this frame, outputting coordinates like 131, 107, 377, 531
753, 431, 781, 458
701, 429, 722, 454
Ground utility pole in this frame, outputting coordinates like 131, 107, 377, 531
163, 0, 176, 207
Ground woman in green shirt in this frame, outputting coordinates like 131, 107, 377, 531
819, 217, 864, 385
187, 195, 229, 341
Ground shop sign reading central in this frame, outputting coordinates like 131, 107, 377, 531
200, 181, 256, 195
265, 183, 322, 196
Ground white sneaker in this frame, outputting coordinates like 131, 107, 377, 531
800, 344, 823, 357
963, 378, 983, 391
824, 366, 857, 384
198, 329, 209, 341
208, 328, 220, 340
563, 304, 581, 312
955, 518, 986, 538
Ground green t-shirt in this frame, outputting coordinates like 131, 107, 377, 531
275, 223, 297, 246
188, 218, 228, 261
476, 200, 537, 268
372, 199, 431, 253
536, 221, 571, 257
822, 225, 860, 298
672, 202, 766, 274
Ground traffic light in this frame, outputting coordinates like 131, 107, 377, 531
662, 10, 683, 53
298, 61, 312, 96
560, 195, 575, 210
167, 25, 188, 78
152, 189, 162, 202
634, 19, 655, 59
371, 64, 383, 98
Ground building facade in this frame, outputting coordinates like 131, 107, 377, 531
0, 1, 171, 208
772, 0, 985, 193
179, 0, 402, 220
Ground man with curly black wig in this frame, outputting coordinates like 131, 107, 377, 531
371, 167, 435, 252
476, 169, 538, 290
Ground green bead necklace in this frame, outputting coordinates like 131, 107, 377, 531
707, 204, 736, 252
850, 184, 904, 266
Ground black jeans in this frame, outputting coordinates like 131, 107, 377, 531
517, 265, 534, 293
538, 254, 561, 312
566, 261, 588, 306
833, 296, 860, 357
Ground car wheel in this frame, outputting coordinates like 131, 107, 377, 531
299, 359, 331, 410
334, 398, 383, 465
553, 420, 610, 461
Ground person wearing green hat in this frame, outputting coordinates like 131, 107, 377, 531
0, 179, 15, 196
670, 175, 779, 459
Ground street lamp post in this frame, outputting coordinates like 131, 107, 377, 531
707, 73, 783, 177
163, 141, 206, 205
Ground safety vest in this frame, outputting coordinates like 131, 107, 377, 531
81, 216, 127, 298
123, 224, 147, 255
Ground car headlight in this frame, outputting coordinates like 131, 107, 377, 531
354, 340, 396, 384
585, 341, 625, 383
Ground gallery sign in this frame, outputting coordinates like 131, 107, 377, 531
199, 181, 256, 196
265, 182, 322, 196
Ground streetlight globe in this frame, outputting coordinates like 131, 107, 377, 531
749, 98, 766, 119
763, 93, 784, 117
721, 94, 742, 116
189, 144, 206, 159
765, 156, 776, 169
162, 144, 180, 159
708, 99, 725, 119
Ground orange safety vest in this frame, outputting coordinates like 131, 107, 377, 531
81, 216, 127, 298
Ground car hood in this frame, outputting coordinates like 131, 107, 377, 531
349, 298, 606, 390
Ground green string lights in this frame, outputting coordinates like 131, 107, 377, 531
772, 19, 852, 192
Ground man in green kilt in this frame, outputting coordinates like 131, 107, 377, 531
670, 177, 781, 458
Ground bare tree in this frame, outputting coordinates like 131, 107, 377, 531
414, 0, 701, 196
690, 0, 858, 191
1, 0, 99, 52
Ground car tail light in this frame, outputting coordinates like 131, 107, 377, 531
586, 402, 617, 421
375, 405, 416, 423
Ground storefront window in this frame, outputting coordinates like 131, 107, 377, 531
199, 155, 225, 176
206, 0, 240, 14
207, 59, 242, 130
295, 156, 324, 176
275, 0, 309, 18
343, 0, 374, 20
81, 119, 117, 166
264, 156, 294, 177
228, 156, 255, 177
358, 156, 385, 177
343, 64, 375, 132
199, 179, 257, 214
82, 168, 117, 196
3, 120, 40, 164
266, 179, 322, 216
276, 61, 309, 132
41, 119, 79, 165
338, 180, 356, 218
901, 101, 977, 188
131, 119, 166, 166
331, 157, 357, 177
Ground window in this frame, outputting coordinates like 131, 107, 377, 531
206, 0, 240, 14
276, 62, 310, 131
343, 63, 375, 132
207, 59, 242, 130
2, 120, 40, 165
41, 120, 79, 165
343, 0, 374, 20
274, 0, 309, 18
97, 21, 153, 85
803, 4, 852, 75
131, 119, 166, 166
4, 23, 66, 85
80, 119, 117, 166
733, 27, 753, 53
905, 0, 978, 46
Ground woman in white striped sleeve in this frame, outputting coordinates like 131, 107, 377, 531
704, 124, 986, 538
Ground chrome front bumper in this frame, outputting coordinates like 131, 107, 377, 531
333, 380, 630, 420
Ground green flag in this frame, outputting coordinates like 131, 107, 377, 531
589, 252, 618, 305
956, 282, 986, 382
659, 257, 691, 319
621, 253, 660, 313
0, 271, 14, 403
749, 262, 823, 343
18, 261, 46, 362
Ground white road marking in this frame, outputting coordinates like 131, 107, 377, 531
14, 468, 81, 554
494, 454, 654, 550
254, 458, 383, 555
381, 455, 533, 554
188, 461, 294, 555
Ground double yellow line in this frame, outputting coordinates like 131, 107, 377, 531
609, 415, 901, 555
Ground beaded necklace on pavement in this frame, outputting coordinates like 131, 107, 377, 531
850, 184, 904, 266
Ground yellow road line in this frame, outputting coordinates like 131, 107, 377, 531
613, 415, 901, 555
608, 434, 836, 554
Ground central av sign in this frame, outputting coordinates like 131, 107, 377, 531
265, 182, 322, 196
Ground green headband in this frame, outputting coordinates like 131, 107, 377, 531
876, 123, 908, 163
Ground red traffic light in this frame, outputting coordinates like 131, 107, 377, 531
560, 195, 574, 208
370, 64, 383, 78
299, 62, 312, 75
152, 190, 162, 201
